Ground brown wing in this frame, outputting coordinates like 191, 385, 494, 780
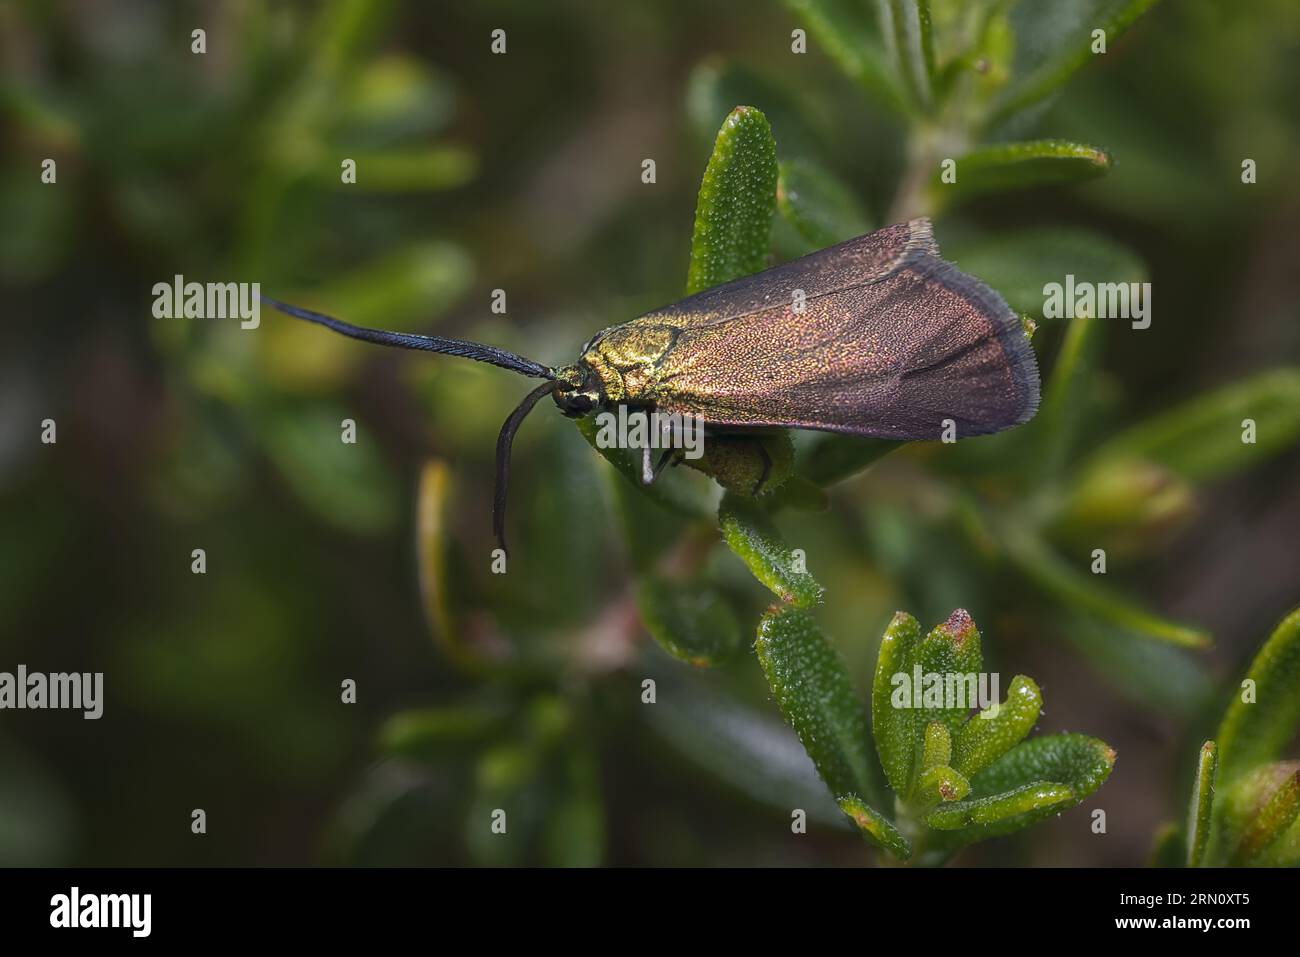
626, 219, 932, 333
643, 219, 1039, 440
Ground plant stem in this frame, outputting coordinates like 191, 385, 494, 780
888, 122, 969, 222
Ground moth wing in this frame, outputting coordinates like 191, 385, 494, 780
628, 219, 935, 334
648, 222, 1039, 440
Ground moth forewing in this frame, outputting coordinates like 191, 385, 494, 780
604, 218, 1039, 440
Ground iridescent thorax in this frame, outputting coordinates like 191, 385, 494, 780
553, 322, 680, 414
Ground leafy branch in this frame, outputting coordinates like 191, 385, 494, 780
369, 0, 1296, 865
1157, 608, 1300, 867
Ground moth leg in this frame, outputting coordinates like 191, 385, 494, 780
751, 443, 773, 496
642, 448, 678, 485
650, 448, 678, 484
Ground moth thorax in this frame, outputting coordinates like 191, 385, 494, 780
572, 350, 625, 405
585, 323, 676, 403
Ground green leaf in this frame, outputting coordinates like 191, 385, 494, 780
1082, 368, 1300, 485
334, 54, 458, 143
944, 226, 1146, 320
307, 0, 395, 83
718, 493, 823, 607
872, 611, 924, 797
839, 794, 912, 860
781, 0, 906, 112
416, 459, 478, 671
1221, 762, 1300, 867
636, 576, 742, 667
925, 781, 1076, 831
973, 733, 1116, 800
1215, 607, 1300, 789
989, 0, 1164, 127
929, 734, 1116, 838
256, 402, 398, 534
324, 146, 476, 192
952, 675, 1043, 780
756, 606, 884, 808
1186, 740, 1217, 867
916, 764, 971, 806
1034, 312, 1107, 473
921, 720, 952, 770
932, 140, 1111, 209
377, 703, 508, 759
686, 106, 778, 296
885, 0, 934, 109
776, 158, 873, 249
797, 435, 903, 487
911, 610, 984, 754
915, 0, 935, 84
1050, 457, 1195, 556
1002, 523, 1210, 647
1062, 617, 1213, 721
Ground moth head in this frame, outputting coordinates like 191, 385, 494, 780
552, 364, 603, 418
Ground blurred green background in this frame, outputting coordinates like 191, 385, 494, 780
1, 0, 1298, 866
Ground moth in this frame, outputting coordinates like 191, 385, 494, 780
262, 218, 1039, 549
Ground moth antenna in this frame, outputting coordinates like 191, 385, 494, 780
493, 380, 560, 555
260, 294, 555, 380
